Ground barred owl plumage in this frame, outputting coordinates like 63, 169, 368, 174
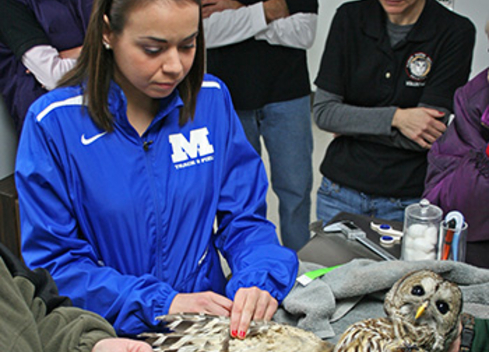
334, 270, 462, 352
139, 313, 334, 352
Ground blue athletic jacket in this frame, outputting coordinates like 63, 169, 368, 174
15, 74, 298, 335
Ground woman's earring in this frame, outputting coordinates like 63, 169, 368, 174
103, 42, 111, 50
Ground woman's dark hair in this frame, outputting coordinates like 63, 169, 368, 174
58, 0, 204, 131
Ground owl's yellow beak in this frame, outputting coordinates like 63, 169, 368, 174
415, 301, 429, 320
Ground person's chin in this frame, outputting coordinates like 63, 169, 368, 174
380, 0, 405, 9
151, 83, 177, 96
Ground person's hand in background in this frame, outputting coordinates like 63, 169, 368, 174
263, 0, 289, 23
392, 107, 447, 149
59, 45, 82, 59
202, 0, 242, 18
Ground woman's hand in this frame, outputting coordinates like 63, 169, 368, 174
59, 46, 82, 59
169, 291, 233, 317
392, 107, 447, 149
229, 287, 278, 339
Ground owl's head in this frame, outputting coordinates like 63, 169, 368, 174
384, 270, 462, 350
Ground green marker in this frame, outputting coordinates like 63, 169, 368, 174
296, 264, 342, 286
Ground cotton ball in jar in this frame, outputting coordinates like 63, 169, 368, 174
403, 224, 437, 260
406, 224, 427, 239
424, 225, 438, 246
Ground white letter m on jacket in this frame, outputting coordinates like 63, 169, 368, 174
169, 127, 214, 163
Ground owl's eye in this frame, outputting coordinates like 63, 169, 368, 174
436, 300, 449, 314
411, 285, 425, 296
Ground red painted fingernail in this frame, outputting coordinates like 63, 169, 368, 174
231, 330, 238, 337
238, 330, 246, 339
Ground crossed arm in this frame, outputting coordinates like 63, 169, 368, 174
202, 0, 317, 50
1, 0, 81, 90
313, 88, 448, 151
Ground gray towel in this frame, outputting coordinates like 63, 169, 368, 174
273, 259, 489, 342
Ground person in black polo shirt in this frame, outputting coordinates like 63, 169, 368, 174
202, 0, 318, 251
313, 0, 476, 224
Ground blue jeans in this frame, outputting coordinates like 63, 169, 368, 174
237, 96, 313, 251
316, 176, 419, 225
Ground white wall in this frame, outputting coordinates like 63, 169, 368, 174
0, 96, 17, 180
454, 1, 489, 76
307, 0, 348, 87
308, 0, 489, 87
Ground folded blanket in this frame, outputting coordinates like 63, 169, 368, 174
273, 259, 489, 343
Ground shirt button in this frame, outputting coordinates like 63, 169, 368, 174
385, 72, 391, 79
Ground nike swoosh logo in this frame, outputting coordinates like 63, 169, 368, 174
81, 132, 107, 145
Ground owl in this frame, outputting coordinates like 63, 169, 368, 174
139, 313, 334, 352
334, 270, 462, 352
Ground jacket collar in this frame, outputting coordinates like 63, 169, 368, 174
361, 0, 438, 43
107, 81, 184, 133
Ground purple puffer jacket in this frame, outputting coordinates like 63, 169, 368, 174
423, 68, 489, 242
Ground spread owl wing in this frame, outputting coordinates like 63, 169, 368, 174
138, 313, 334, 352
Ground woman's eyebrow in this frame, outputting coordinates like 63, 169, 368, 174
141, 31, 199, 43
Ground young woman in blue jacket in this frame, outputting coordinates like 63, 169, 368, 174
15, 0, 298, 338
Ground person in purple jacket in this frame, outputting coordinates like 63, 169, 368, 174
0, 0, 92, 133
423, 21, 489, 269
